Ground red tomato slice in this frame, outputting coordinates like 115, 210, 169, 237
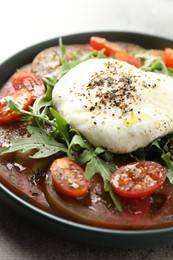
0, 89, 33, 125
90, 36, 142, 67
90, 36, 118, 56
110, 161, 167, 198
50, 158, 89, 198
12, 71, 46, 100
164, 48, 173, 68
114, 50, 142, 68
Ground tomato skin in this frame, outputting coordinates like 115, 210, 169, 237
164, 48, 173, 68
12, 71, 46, 100
0, 89, 33, 125
90, 36, 117, 56
110, 161, 167, 198
50, 158, 89, 198
114, 50, 142, 68
90, 36, 142, 67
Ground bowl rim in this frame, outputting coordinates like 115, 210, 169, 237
1, 182, 173, 237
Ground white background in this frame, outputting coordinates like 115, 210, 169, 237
1, 0, 173, 63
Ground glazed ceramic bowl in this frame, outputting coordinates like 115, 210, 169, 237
1, 31, 173, 248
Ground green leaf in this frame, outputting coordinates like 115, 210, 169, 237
69, 134, 90, 151
50, 108, 71, 143
161, 153, 173, 184
151, 60, 168, 74
84, 156, 120, 211
7, 100, 24, 114
2, 126, 67, 159
59, 38, 67, 65
95, 146, 106, 155
135, 53, 172, 77
94, 146, 114, 161
92, 49, 106, 59
107, 183, 123, 212
85, 156, 101, 180
43, 76, 58, 90
77, 149, 95, 164
55, 43, 107, 81
85, 155, 116, 186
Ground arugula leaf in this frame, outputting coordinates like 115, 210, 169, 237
43, 76, 58, 91
107, 183, 123, 212
83, 152, 121, 211
151, 136, 173, 183
161, 153, 173, 184
50, 108, 71, 144
56, 48, 106, 80
135, 53, 173, 76
77, 146, 117, 200
85, 156, 116, 184
59, 38, 67, 65
2, 126, 67, 158
7, 96, 58, 132
7, 100, 23, 114
69, 134, 90, 151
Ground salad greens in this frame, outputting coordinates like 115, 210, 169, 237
135, 53, 173, 77
1, 39, 173, 213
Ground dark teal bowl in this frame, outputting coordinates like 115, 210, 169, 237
1, 31, 173, 248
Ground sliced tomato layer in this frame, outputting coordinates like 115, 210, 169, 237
50, 158, 89, 198
12, 71, 46, 100
0, 89, 33, 125
110, 161, 167, 198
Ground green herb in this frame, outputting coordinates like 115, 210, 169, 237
4, 126, 67, 158
59, 38, 67, 65
54, 42, 106, 81
135, 53, 173, 76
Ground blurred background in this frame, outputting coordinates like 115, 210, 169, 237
1, 0, 173, 63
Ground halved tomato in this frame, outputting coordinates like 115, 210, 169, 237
110, 161, 167, 198
12, 71, 46, 100
0, 89, 33, 125
50, 157, 89, 197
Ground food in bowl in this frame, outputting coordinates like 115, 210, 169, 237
1, 36, 173, 230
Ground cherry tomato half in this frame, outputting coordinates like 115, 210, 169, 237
110, 161, 167, 198
12, 71, 46, 100
163, 48, 173, 68
50, 158, 89, 198
0, 89, 33, 125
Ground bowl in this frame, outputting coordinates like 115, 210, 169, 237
1, 31, 173, 248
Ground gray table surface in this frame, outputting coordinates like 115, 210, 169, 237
1, 0, 173, 259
